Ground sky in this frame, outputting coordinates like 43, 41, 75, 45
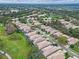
0, 0, 79, 4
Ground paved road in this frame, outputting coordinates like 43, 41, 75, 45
0, 50, 12, 59
63, 47, 79, 58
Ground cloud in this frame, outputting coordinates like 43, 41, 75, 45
26, 0, 79, 3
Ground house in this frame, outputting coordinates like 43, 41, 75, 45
41, 45, 61, 57
36, 40, 52, 49
47, 50, 65, 59
23, 28, 31, 33
45, 26, 54, 33
41, 25, 47, 30
53, 31, 63, 37
29, 34, 41, 41
58, 19, 79, 29
67, 37, 78, 45
32, 20, 41, 25
40, 23, 78, 45
27, 31, 37, 36
40, 25, 59, 35
58, 19, 73, 29
14, 21, 66, 59
18, 25, 31, 33
33, 37, 45, 43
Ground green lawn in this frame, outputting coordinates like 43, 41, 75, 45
0, 24, 33, 59
0, 55, 8, 59
0, 24, 46, 59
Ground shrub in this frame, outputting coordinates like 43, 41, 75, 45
58, 36, 68, 45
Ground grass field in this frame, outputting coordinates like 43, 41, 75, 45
0, 55, 8, 59
0, 24, 45, 59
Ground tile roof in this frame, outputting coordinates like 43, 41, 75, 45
42, 45, 61, 57
37, 40, 52, 49
47, 50, 65, 59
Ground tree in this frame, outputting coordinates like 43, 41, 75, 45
58, 36, 68, 45
5, 23, 16, 34
70, 44, 74, 48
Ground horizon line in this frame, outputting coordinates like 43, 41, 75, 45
0, 2, 79, 4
